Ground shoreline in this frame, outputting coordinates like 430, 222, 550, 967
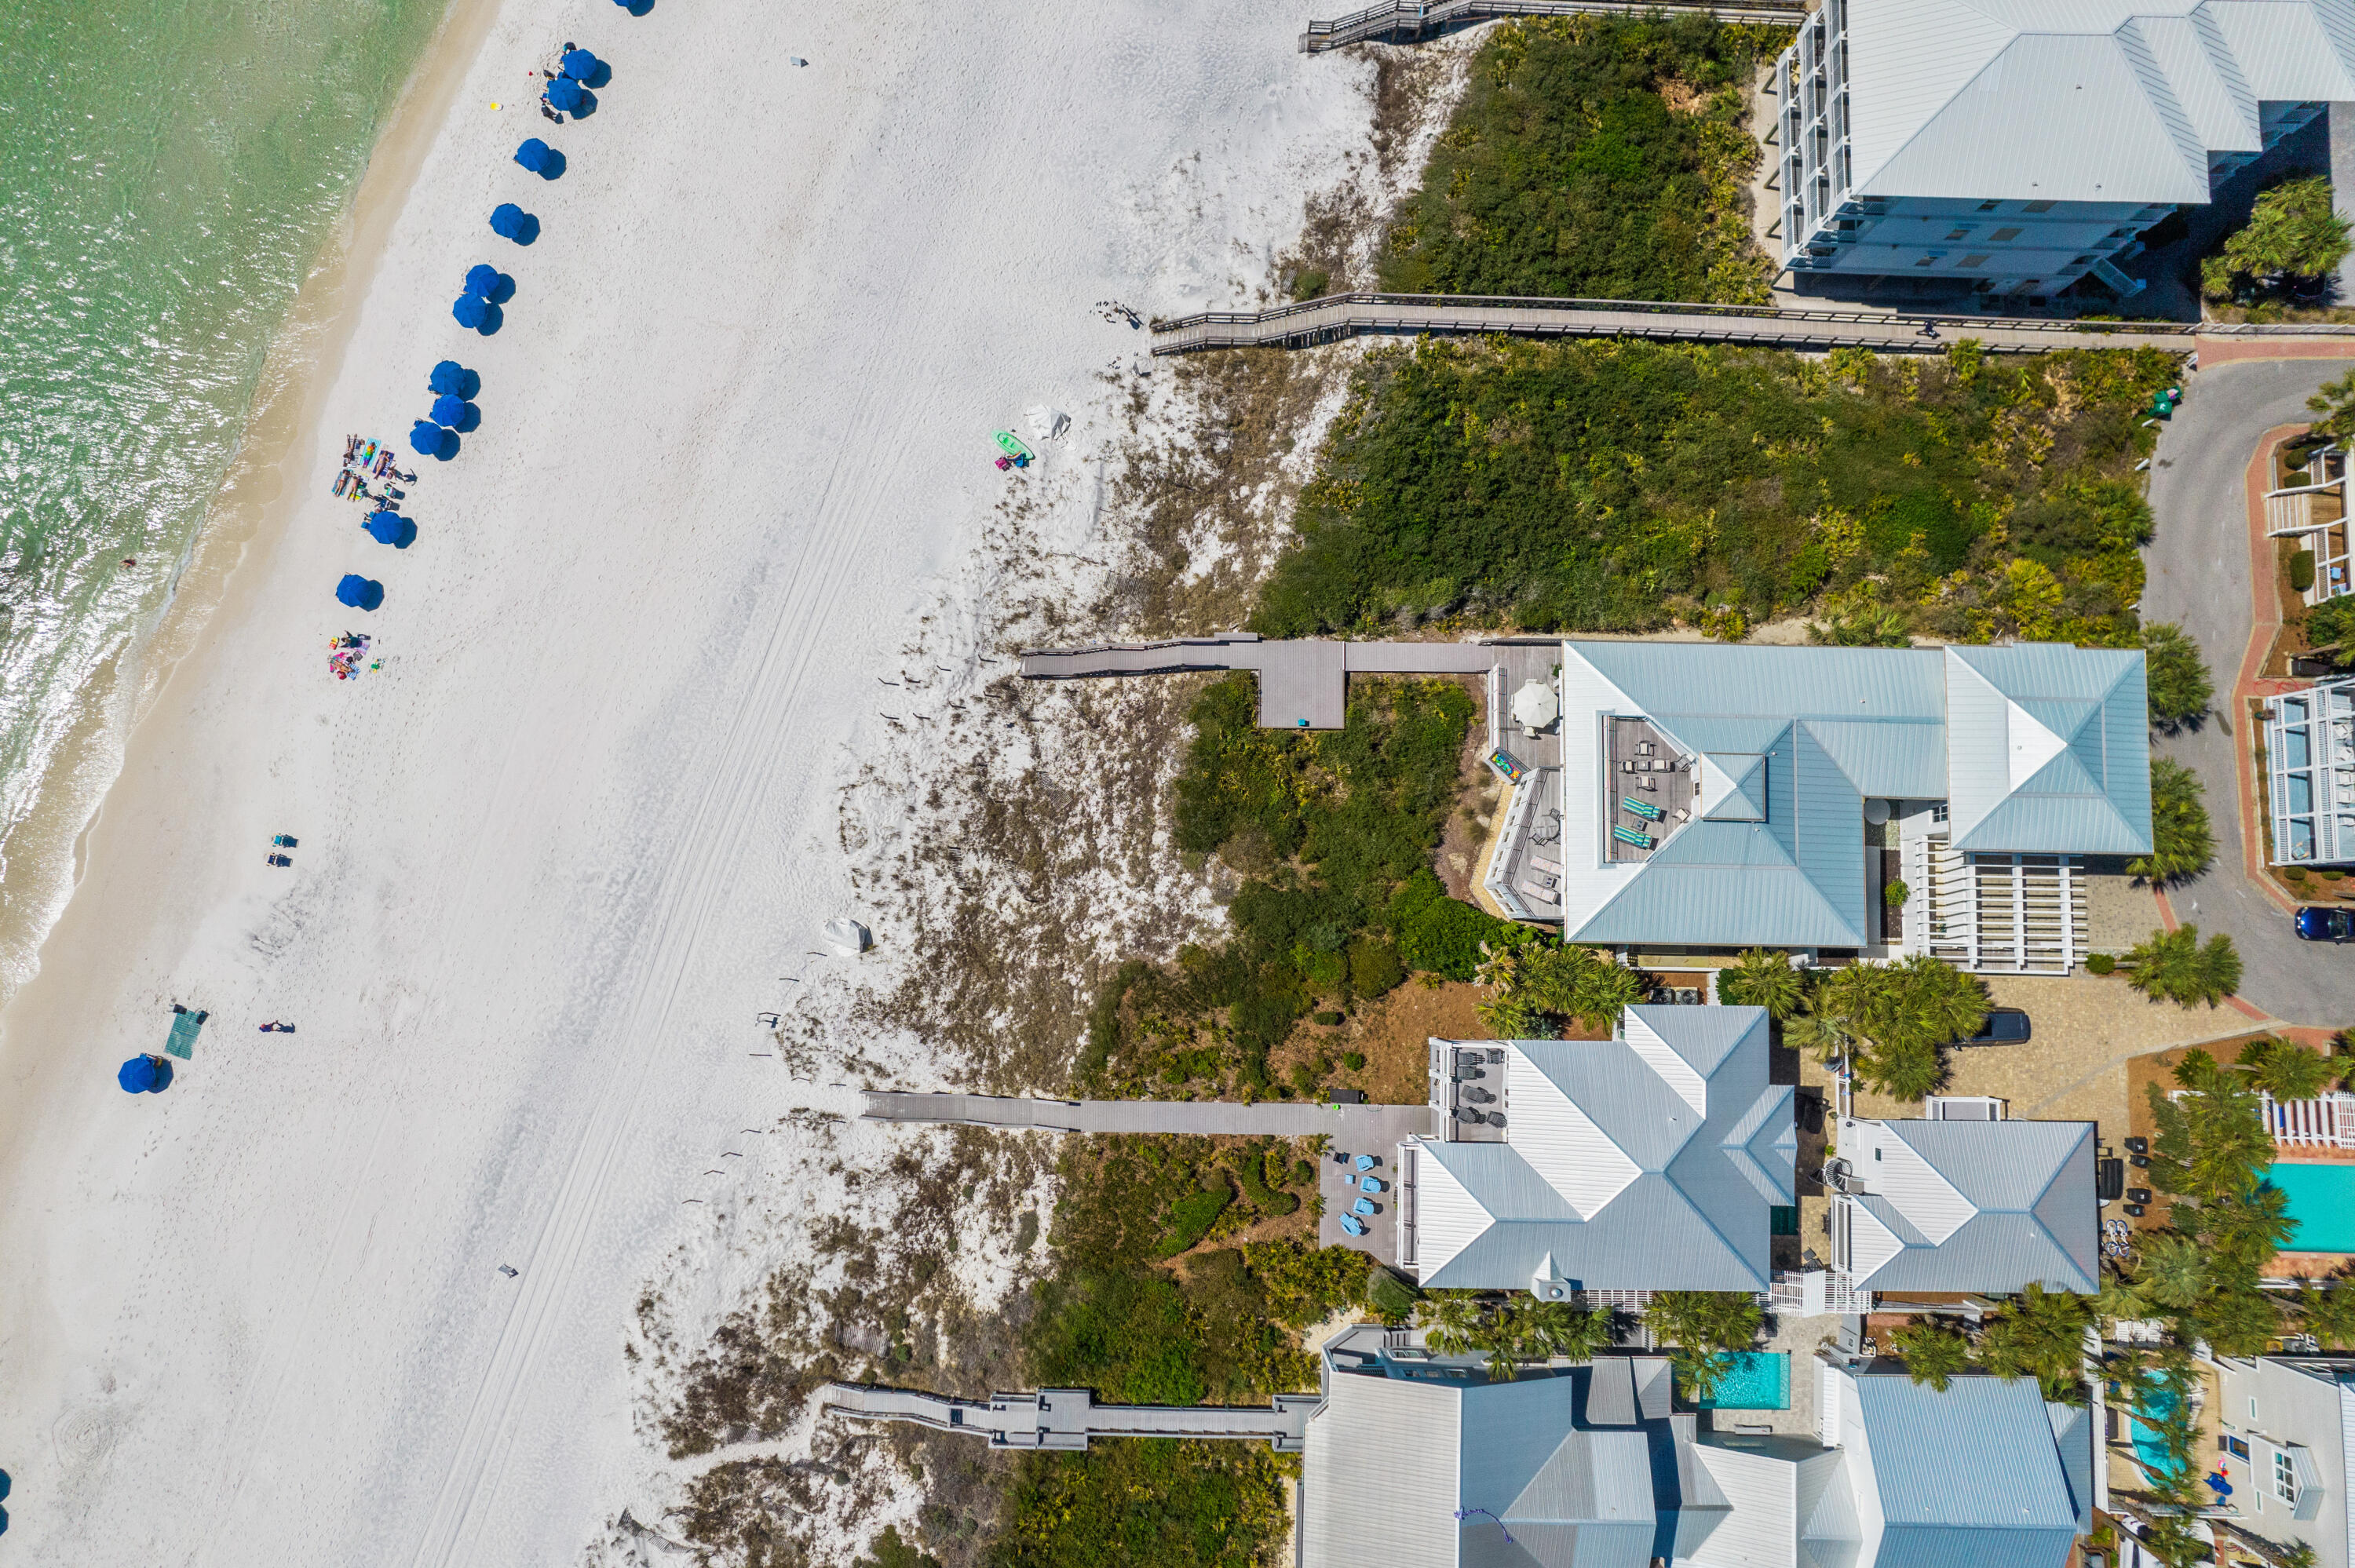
0, 0, 494, 1450
0, 0, 496, 1018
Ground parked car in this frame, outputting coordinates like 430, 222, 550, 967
2296, 906, 2355, 943
1955, 1008, 2032, 1046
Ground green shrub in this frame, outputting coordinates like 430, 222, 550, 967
1242, 1240, 1374, 1326
1379, 14, 1780, 303
1883, 878, 1909, 907
2311, 593, 2355, 670
1347, 937, 1405, 996
2287, 865, 2312, 883
1342, 1050, 1367, 1071
1313, 1009, 1345, 1026
1289, 267, 1329, 302
1156, 1183, 1234, 1259
2087, 953, 2116, 975
1291, 1159, 1314, 1187
856, 1526, 943, 1568
1366, 1267, 1421, 1321
1252, 336, 2178, 640
2292, 550, 2318, 593
1234, 1150, 1300, 1217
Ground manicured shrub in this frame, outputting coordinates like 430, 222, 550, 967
1883, 878, 1909, 907
2086, 953, 2116, 975
2291, 550, 2317, 593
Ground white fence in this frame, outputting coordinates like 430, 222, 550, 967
2263, 1091, 2355, 1149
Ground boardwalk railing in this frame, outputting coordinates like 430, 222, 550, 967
1301, 0, 1802, 51
1148, 290, 2212, 356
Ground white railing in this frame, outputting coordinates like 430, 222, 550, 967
2263, 1091, 2355, 1149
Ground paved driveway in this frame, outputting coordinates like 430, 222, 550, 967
2142, 359, 2349, 1027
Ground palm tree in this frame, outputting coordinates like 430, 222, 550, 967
1717, 948, 1807, 1020
1483, 1340, 1521, 1382
1887, 1322, 1972, 1392
2201, 1186, 2296, 1275
1506, 1300, 1616, 1363
2297, 1281, 2355, 1351
1787, 1008, 1864, 1070
1418, 1295, 1481, 1358
2237, 1036, 2335, 1102
1862, 1037, 1946, 1102
1645, 1291, 1762, 1362
1978, 1285, 2094, 1401
2126, 924, 2240, 1008
1672, 1347, 1729, 1403
1561, 946, 1645, 1032
2133, 1234, 2209, 1312
2198, 1285, 2285, 1358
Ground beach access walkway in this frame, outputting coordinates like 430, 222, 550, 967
861, 1089, 1433, 1147
820, 1382, 1319, 1451
1020, 632, 1532, 727
1301, 0, 1801, 51
1145, 292, 2269, 358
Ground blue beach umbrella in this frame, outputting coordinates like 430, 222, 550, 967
547, 78, 586, 115
514, 137, 552, 172
410, 419, 447, 455
562, 48, 601, 79
430, 392, 468, 427
117, 1055, 171, 1093
336, 574, 385, 611
464, 263, 502, 299
365, 511, 417, 547
490, 202, 538, 245
428, 359, 469, 396
452, 294, 489, 330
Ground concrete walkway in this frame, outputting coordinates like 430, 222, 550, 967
861, 1090, 1435, 1145
1020, 633, 1525, 728
819, 1382, 1317, 1452
2144, 359, 2352, 1027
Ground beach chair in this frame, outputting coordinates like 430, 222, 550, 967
1354, 1154, 1377, 1172
1360, 1176, 1386, 1194
1341, 1214, 1366, 1236
1612, 824, 1654, 848
1352, 1198, 1376, 1217
1621, 797, 1662, 820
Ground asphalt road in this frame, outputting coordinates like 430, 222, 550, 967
2142, 359, 2347, 1028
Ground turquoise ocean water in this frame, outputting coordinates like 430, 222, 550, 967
0, 0, 444, 968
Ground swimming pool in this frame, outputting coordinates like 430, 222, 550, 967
2126, 1380, 2189, 1481
2267, 1163, 2355, 1253
1696, 1351, 1790, 1410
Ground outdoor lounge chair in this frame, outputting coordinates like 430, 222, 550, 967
1611, 824, 1654, 848
1360, 1176, 1385, 1194
1354, 1154, 1377, 1171
1341, 1214, 1365, 1236
1352, 1197, 1376, 1217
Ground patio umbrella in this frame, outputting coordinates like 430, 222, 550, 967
513, 137, 564, 179
547, 77, 586, 114
428, 359, 472, 396
336, 574, 385, 611
365, 512, 416, 547
463, 263, 502, 298
410, 420, 448, 456
430, 392, 468, 427
561, 49, 601, 80
452, 294, 489, 330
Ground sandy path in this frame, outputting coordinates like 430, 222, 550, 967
0, 0, 1375, 1560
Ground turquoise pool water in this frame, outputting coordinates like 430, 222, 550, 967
2127, 1380, 2189, 1481
1696, 1351, 1789, 1410
2267, 1163, 2355, 1253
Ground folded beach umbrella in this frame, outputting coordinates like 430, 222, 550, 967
430, 392, 469, 427
452, 294, 489, 330
410, 419, 447, 455
547, 78, 587, 115
561, 48, 601, 79
428, 359, 469, 396
336, 574, 385, 611
463, 263, 502, 299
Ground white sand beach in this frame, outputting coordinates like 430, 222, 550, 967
0, 0, 1391, 1559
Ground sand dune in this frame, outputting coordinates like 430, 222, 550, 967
0, 0, 1385, 1560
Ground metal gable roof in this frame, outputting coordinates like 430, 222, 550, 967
1842, 0, 2355, 205
1568, 644, 1946, 727
1302, 1373, 1465, 1568
1853, 1376, 2081, 1536
1944, 644, 2152, 853
1851, 1120, 2100, 1292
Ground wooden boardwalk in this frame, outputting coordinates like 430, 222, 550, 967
1148, 292, 2210, 357
1300, 0, 1802, 51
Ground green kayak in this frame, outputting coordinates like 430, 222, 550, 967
994, 430, 1036, 461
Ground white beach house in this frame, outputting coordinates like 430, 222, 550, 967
1775, 0, 2355, 297
2264, 673, 2355, 866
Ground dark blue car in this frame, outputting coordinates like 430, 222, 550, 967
2296, 906, 2355, 943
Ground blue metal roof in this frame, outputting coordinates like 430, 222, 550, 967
1853, 1376, 2081, 1568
